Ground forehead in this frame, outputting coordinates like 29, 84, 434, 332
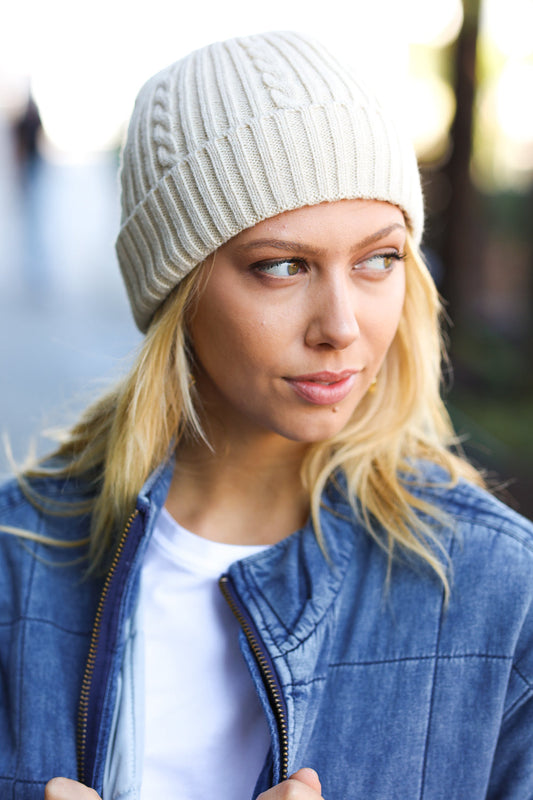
224, 199, 406, 253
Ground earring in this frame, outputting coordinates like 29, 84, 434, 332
368, 377, 377, 394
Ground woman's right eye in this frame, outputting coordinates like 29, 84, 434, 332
253, 259, 304, 277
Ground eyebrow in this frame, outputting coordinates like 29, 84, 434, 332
235, 223, 406, 256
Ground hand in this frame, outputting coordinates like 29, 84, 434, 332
258, 767, 323, 799
44, 778, 101, 799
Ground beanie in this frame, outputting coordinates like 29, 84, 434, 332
116, 31, 424, 332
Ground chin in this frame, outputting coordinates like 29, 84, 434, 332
273, 410, 353, 444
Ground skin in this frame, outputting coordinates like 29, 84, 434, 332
44, 768, 323, 799
190, 199, 405, 445
167, 199, 406, 544
46, 199, 406, 797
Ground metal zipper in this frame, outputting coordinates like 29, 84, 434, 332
219, 574, 289, 782
76, 508, 139, 785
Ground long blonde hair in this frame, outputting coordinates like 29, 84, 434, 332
13, 234, 483, 589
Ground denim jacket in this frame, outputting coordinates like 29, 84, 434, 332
1, 459, 533, 799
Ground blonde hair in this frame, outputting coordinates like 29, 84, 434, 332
11, 235, 483, 590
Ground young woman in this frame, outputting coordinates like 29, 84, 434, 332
1, 31, 532, 800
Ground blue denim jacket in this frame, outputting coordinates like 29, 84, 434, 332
1, 459, 533, 799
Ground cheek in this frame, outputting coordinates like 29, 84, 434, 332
189, 287, 291, 375
383, 289, 405, 343
363, 272, 406, 352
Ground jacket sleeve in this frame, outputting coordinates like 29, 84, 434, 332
487, 592, 533, 797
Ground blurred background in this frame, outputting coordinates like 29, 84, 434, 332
0, 0, 531, 516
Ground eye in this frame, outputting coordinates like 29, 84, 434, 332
253, 259, 305, 277
355, 252, 405, 273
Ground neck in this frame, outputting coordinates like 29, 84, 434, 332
166, 430, 310, 546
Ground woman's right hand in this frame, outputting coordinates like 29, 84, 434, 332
258, 768, 323, 799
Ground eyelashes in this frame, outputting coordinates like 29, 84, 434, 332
253, 259, 306, 277
356, 252, 406, 272
251, 251, 406, 279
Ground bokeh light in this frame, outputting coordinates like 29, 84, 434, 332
0, 0, 465, 160
406, 75, 456, 160
481, 0, 533, 58
1, 0, 532, 189
405, 0, 463, 46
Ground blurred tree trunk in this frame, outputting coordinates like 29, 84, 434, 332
441, 0, 481, 323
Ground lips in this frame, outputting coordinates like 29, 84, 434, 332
285, 370, 360, 406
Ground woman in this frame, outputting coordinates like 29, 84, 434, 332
1, 31, 532, 800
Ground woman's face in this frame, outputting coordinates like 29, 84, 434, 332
189, 199, 406, 444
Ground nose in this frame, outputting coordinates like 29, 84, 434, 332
304, 272, 360, 350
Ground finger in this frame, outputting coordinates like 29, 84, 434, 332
290, 768, 322, 794
44, 778, 101, 799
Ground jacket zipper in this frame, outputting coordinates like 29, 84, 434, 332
219, 574, 289, 783
76, 508, 139, 785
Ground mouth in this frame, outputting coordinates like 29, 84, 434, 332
284, 370, 361, 406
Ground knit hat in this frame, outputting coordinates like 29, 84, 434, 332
116, 31, 424, 332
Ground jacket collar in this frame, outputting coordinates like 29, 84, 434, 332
226, 477, 363, 653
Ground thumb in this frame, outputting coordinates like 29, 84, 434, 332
45, 778, 101, 799
290, 767, 322, 794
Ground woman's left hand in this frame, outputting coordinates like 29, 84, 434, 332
44, 778, 101, 799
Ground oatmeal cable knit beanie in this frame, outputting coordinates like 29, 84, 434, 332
116, 30, 424, 332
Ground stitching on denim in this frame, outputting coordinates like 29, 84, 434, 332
127, 628, 138, 800
0, 615, 92, 637
262, 552, 360, 657
327, 653, 511, 667
418, 534, 450, 800
112, 786, 137, 799
471, 524, 533, 556
241, 564, 293, 640
15, 537, 38, 778
421, 483, 519, 521
282, 653, 511, 685
450, 508, 533, 553
243, 541, 355, 650
283, 676, 327, 689
283, 647, 298, 746
502, 665, 533, 721
236, 562, 300, 748
512, 662, 533, 690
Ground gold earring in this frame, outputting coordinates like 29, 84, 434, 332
368, 377, 377, 394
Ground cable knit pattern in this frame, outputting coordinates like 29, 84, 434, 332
152, 82, 176, 171
116, 31, 424, 332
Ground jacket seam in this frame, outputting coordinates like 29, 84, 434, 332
14, 536, 39, 779
282, 676, 327, 688
502, 663, 533, 721
503, 694, 533, 723
0, 616, 92, 637
281, 653, 513, 688
512, 662, 533, 690
463, 523, 533, 555
449, 510, 533, 552
0, 482, 91, 518
242, 540, 357, 654
326, 653, 512, 666
418, 534, 450, 800
410, 480, 517, 520
127, 627, 137, 800
111, 789, 137, 800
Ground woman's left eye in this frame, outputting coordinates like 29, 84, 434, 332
355, 253, 404, 272
254, 259, 304, 277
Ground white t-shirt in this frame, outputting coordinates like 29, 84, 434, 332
140, 507, 271, 799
